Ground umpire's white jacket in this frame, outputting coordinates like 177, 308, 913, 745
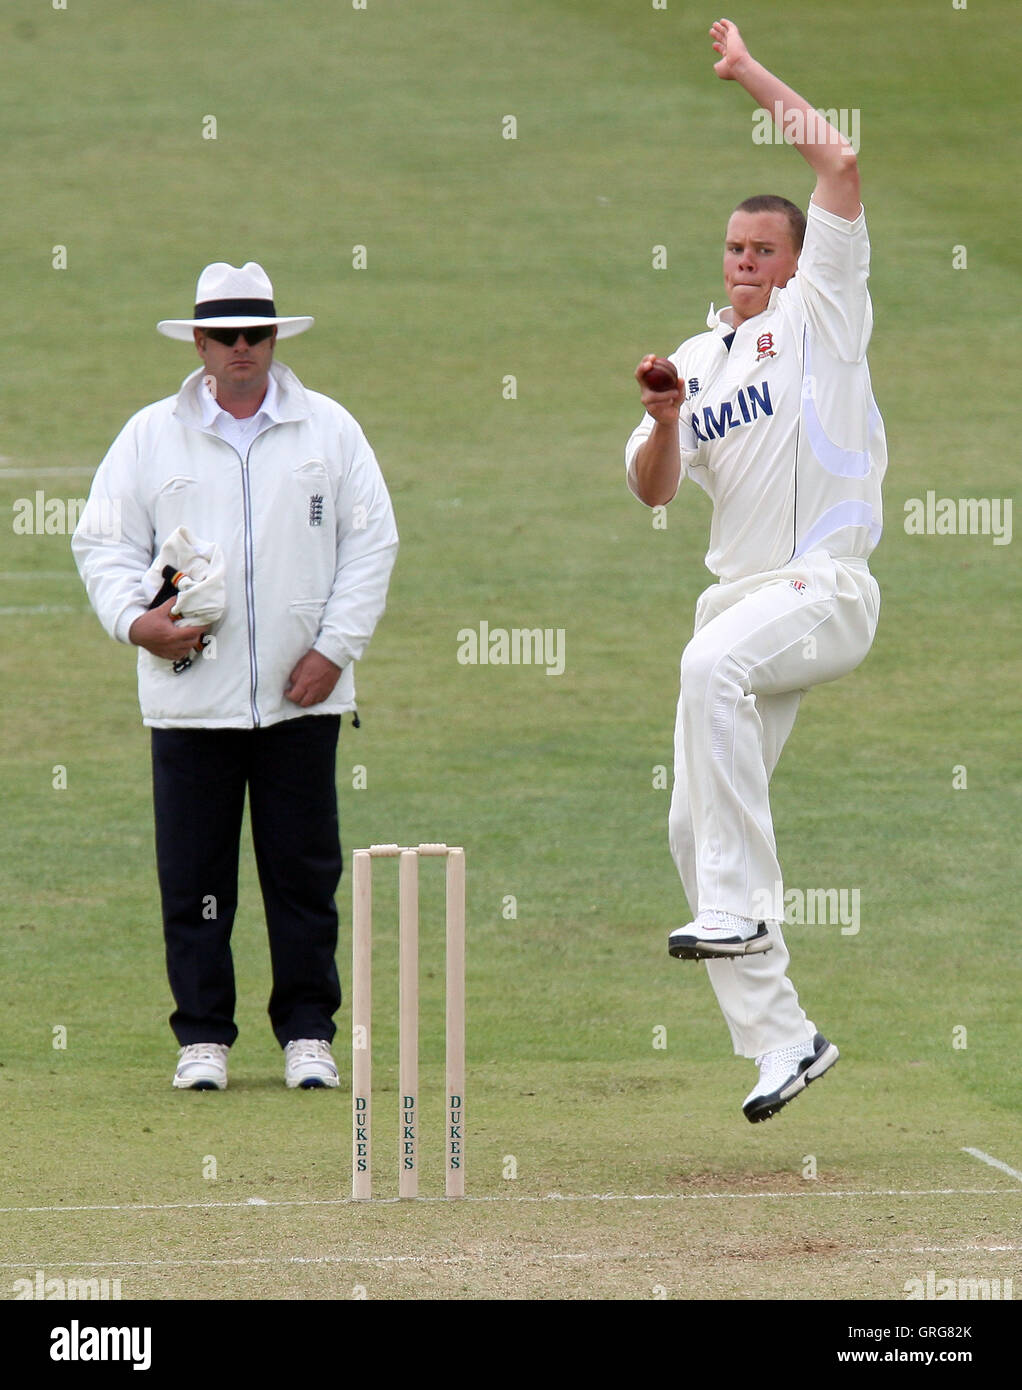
72, 362, 399, 729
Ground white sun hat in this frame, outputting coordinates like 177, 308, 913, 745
157, 261, 314, 340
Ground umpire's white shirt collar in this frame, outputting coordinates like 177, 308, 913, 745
199, 365, 282, 431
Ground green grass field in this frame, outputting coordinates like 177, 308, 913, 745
1, 0, 1019, 1309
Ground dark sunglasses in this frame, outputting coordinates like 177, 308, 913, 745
202, 325, 276, 346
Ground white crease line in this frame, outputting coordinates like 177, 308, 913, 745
2, 1245, 1020, 1272
0, 571, 76, 580
0, 605, 82, 616
962, 1148, 1022, 1184
1, 1188, 1016, 1216
0, 467, 96, 477
901, 1251, 1017, 1262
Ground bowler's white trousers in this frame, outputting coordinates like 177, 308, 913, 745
668, 551, 880, 1057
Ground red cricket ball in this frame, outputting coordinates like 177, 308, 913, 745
642, 357, 679, 392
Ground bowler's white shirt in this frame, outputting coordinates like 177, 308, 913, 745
626, 199, 887, 582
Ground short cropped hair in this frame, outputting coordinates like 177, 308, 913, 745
731, 195, 806, 252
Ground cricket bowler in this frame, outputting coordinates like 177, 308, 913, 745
625, 19, 886, 1121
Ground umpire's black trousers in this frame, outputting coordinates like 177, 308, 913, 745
152, 715, 343, 1049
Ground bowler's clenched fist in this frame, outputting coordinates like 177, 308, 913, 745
635, 353, 686, 424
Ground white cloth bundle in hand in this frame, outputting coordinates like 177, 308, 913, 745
142, 526, 226, 626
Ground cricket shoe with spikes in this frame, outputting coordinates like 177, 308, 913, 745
742, 1033, 839, 1123
668, 910, 772, 960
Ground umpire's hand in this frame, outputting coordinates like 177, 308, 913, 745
129, 598, 210, 660
285, 648, 342, 707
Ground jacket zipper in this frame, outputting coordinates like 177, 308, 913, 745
238, 443, 260, 727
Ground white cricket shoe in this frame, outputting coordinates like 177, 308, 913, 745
285, 1039, 339, 1089
173, 1043, 229, 1091
742, 1033, 839, 1123
668, 910, 772, 960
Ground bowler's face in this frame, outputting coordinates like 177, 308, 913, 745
723, 212, 800, 324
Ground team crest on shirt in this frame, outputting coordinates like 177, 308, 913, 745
687, 377, 700, 397
755, 332, 777, 361
790, 579, 806, 593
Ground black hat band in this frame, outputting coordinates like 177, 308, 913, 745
194, 297, 277, 319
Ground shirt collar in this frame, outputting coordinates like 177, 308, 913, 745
198, 365, 282, 430
706, 288, 782, 332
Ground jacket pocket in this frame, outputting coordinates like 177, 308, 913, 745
154, 476, 200, 540
158, 475, 198, 495
289, 597, 327, 641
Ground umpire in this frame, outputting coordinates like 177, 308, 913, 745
73, 261, 398, 1091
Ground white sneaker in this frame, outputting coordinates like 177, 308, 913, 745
742, 1033, 839, 1123
284, 1038, 339, 1089
668, 910, 772, 960
173, 1043, 229, 1090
